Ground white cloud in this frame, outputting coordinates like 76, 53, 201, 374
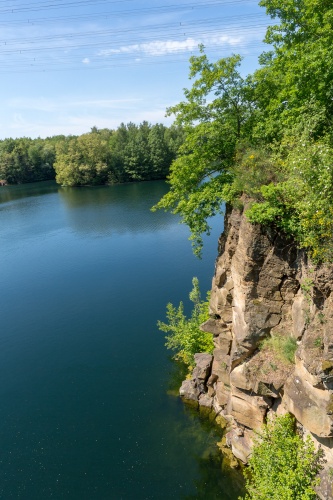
82, 58, 90, 64
98, 34, 244, 58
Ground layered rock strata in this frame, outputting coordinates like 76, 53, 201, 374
180, 204, 333, 499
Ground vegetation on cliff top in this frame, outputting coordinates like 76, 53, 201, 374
154, 0, 333, 262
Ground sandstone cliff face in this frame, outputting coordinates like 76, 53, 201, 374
180, 204, 333, 499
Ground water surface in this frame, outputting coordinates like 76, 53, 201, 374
0, 181, 244, 499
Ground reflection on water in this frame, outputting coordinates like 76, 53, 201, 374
179, 405, 245, 500
58, 182, 177, 235
0, 180, 60, 204
0, 179, 242, 499
166, 360, 245, 499
0, 180, 177, 236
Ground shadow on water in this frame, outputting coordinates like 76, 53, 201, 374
179, 404, 246, 500
0, 180, 59, 204
0, 179, 178, 236
166, 360, 246, 500
181, 405, 246, 500
57, 181, 178, 235
165, 357, 189, 397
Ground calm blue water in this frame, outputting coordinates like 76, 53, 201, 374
0, 181, 243, 499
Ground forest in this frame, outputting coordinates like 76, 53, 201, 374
0, 122, 184, 186
2, 0, 332, 263
154, 0, 333, 263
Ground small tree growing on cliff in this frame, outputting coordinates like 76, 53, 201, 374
157, 277, 213, 370
242, 414, 325, 500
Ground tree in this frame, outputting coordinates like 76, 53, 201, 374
0, 137, 56, 184
54, 133, 111, 186
153, 49, 252, 256
107, 122, 182, 184
147, 124, 173, 179
122, 121, 151, 181
157, 277, 213, 370
154, 2, 333, 262
253, 0, 333, 141
243, 414, 325, 499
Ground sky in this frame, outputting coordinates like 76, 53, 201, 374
0, 0, 272, 139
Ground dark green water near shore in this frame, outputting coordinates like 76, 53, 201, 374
0, 180, 244, 499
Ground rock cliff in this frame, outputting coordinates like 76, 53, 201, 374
180, 203, 333, 499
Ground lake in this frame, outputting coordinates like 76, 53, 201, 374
0, 180, 244, 499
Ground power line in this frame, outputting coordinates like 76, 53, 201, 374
0, 49, 266, 74
0, 1, 260, 29
0, 0, 135, 15
0, 13, 267, 45
0, 39, 269, 73
0, 38, 266, 63
0, 30, 268, 58
0, 0, 270, 74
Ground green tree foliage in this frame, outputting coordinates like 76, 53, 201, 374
157, 277, 213, 370
242, 414, 325, 499
244, 129, 333, 261
0, 137, 56, 183
54, 122, 180, 186
0, 123, 183, 186
154, 1, 333, 262
153, 50, 252, 255
54, 132, 112, 186
254, 0, 333, 141
110, 121, 177, 183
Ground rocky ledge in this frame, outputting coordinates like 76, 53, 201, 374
180, 203, 333, 499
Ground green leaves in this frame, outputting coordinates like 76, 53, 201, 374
154, 21, 333, 261
0, 137, 56, 184
154, 50, 253, 256
245, 133, 333, 261
54, 133, 111, 186
153, 120, 234, 255
167, 51, 252, 137
243, 414, 325, 499
260, 334, 297, 364
255, 0, 333, 141
53, 122, 182, 186
157, 277, 213, 370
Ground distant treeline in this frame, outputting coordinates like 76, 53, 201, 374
0, 122, 184, 186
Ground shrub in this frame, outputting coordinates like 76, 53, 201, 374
246, 134, 333, 263
242, 414, 325, 499
157, 277, 213, 370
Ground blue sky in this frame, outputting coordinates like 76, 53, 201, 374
0, 0, 272, 139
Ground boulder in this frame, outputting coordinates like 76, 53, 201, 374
292, 292, 307, 339
229, 386, 271, 429
215, 381, 230, 407
200, 318, 228, 336
226, 428, 253, 464
211, 349, 230, 384
283, 374, 333, 437
179, 380, 199, 402
192, 353, 213, 381
199, 393, 213, 409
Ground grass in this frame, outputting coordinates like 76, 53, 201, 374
260, 334, 297, 364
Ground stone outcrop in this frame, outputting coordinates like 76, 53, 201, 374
180, 203, 333, 499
